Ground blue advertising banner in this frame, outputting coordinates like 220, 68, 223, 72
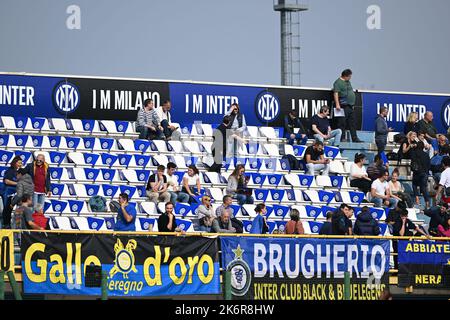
398, 240, 450, 265
361, 91, 450, 134
221, 237, 390, 300
21, 233, 220, 296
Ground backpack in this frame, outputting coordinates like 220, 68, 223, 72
282, 154, 300, 171
231, 217, 243, 234
109, 200, 121, 212
89, 195, 107, 212
393, 133, 407, 144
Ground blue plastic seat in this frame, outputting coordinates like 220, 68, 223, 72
87, 217, 105, 231
134, 139, 151, 152
49, 151, 66, 165
298, 174, 314, 188
83, 153, 100, 166
134, 155, 152, 168
0, 150, 13, 164
100, 153, 119, 167
138, 218, 155, 231
269, 189, 285, 202
119, 185, 137, 199
305, 205, 322, 219
104, 217, 116, 230
68, 200, 85, 214
102, 184, 119, 199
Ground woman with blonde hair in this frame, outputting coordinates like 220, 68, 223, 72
403, 112, 418, 134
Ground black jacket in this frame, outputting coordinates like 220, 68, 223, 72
332, 210, 351, 235
423, 206, 445, 235
353, 211, 380, 236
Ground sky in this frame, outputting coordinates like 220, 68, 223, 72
1, 0, 449, 93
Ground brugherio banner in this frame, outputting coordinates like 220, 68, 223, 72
361, 91, 450, 134
221, 237, 390, 301
398, 240, 450, 288
21, 233, 220, 296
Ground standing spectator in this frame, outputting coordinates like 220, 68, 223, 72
16, 194, 43, 230
284, 110, 308, 146
436, 156, 450, 203
250, 203, 269, 234
225, 103, 247, 157
375, 107, 393, 155
114, 193, 137, 231
226, 164, 254, 205
156, 100, 180, 141
135, 98, 164, 140
437, 214, 450, 237
319, 211, 334, 235
211, 209, 236, 233
403, 112, 418, 135
197, 196, 216, 232
311, 105, 342, 146
333, 69, 362, 143
417, 111, 438, 147
215, 195, 233, 217
393, 210, 429, 237
11, 168, 34, 206
157, 202, 179, 232
349, 153, 372, 194
371, 170, 398, 208
332, 204, 353, 235
146, 165, 171, 208
400, 131, 419, 160
210, 116, 231, 173
284, 208, 305, 235
353, 206, 380, 236
389, 169, 414, 208
410, 138, 431, 209
422, 203, 448, 237
182, 165, 202, 203
304, 141, 330, 176
166, 162, 189, 204
2, 156, 23, 228
25, 154, 51, 209
366, 154, 388, 181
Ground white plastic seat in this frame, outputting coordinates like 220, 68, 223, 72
183, 141, 203, 155
118, 139, 137, 152
303, 190, 321, 203
284, 144, 295, 156
52, 217, 73, 230
167, 140, 185, 154
153, 155, 169, 167
284, 174, 301, 187
152, 140, 169, 153
140, 202, 158, 215
315, 176, 333, 188
208, 187, 224, 201
171, 155, 187, 169
51, 118, 72, 134
242, 204, 257, 218
263, 144, 280, 156
330, 160, 346, 174
259, 127, 278, 140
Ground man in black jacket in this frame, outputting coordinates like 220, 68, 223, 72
332, 204, 353, 235
422, 202, 448, 236
353, 206, 380, 236
284, 111, 308, 145
375, 107, 393, 155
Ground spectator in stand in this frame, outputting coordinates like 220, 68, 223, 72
386, 201, 407, 269
389, 169, 414, 208
32, 203, 49, 230
156, 100, 181, 141
393, 210, 429, 237
438, 214, 450, 237
349, 153, 372, 194
284, 110, 308, 146
226, 164, 254, 205
333, 69, 362, 143
403, 112, 418, 135
2, 156, 23, 228
197, 195, 216, 232
210, 116, 231, 173
135, 98, 164, 140
435, 134, 449, 155
431, 145, 450, 184
16, 194, 43, 230
400, 131, 419, 160
158, 202, 180, 232
211, 209, 236, 233
371, 170, 398, 208
114, 193, 137, 231
319, 211, 334, 235
146, 165, 171, 208
367, 154, 388, 181
410, 135, 431, 209
353, 206, 380, 236
436, 156, 450, 203
422, 202, 448, 237
11, 168, 34, 206
418, 130, 433, 158
331, 204, 353, 235
250, 203, 269, 234
375, 107, 394, 155
417, 111, 439, 148
311, 105, 342, 146
166, 162, 189, 204
285, 208, 305, 235
304, 141, 330, 176
216, 195, 233, 217
182, 165, 202, 203
25, 154, 51, 210
225, 103, 247, 157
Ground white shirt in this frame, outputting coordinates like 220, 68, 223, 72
349, 163, 367, 181
371, 179, 389, 196
166, 173, 179, 192
439, 168, 450, 188
183, 173, 199, 186
156, 107, 171, 123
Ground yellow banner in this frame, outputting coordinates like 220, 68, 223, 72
0, 230, 14, 272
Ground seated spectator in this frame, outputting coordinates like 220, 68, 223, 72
422, 202, 448, 237
392, 210, 428, 237
353, 206, 380, 236
226, 164, 254, 205
366, 154, 388, 181
389, 169, 414, 208
417, 111, 438, 149
436, 156, 450, 203
285, 208, 304, 235
182, 165, 202, 203
210, 116, 231, 173
11, 168, 34, 206
438, 214, 450, 237
435, 134, 449, 155
284, 111, 308, 146
385, 201, 406, 231
114, 193, 137, 231
135, 98, 164, 140
16, 194, 43, 230
146, 165, 170, 208
349, 153, 372, 194
311, 105, 342, 147
166, 162, 189, 204
197, 196, 216, 232
319, 211, 333, 235
371, 170, 398, 209
332, 204, 353, 235
216, 195, 233, 217
157, 202, 180, 233
403, 112, 418, 135
225, 103, 247, 157
250, 203, 269, 234
32, 203, 49, 230
431, 145, 450, 184
156, 100, 181, 141
211, 209, 236, 233
305, 141, 330, 176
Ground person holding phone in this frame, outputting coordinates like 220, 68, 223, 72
304, 141, 330, 176
225, 103, 247, 157
157, 100, 180, 141
114, 193, 137, 231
